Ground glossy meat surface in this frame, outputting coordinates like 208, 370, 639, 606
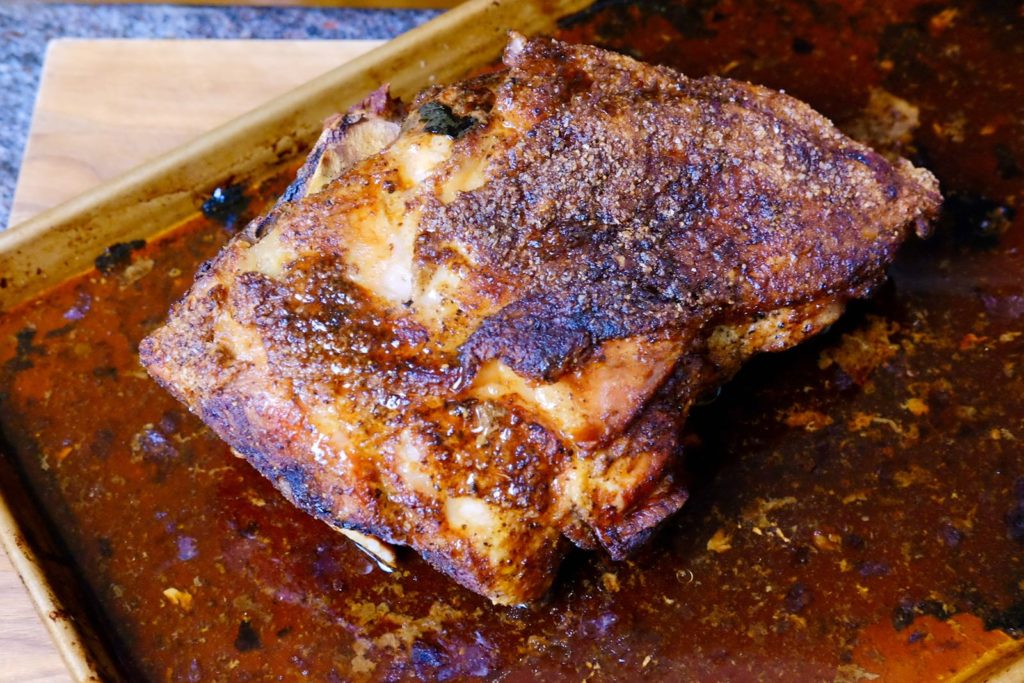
141, 35, 940, 604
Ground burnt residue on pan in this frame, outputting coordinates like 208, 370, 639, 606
1, 1, 1023, 680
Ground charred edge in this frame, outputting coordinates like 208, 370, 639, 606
556, 0, 636, 30
984, 601, 1024, 637
234, 619, 262, 652
202, 185, 250, 231
273, 462, 335, 522
597, 485, 689, 560
198, 395, 336, 523
420, 102, 478, 139
3, 327, 45, 374
94, 240, 146, 275
943, 191, 1015, 249
891, 598, 955, 631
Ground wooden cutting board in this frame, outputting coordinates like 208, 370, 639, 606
1, 38, 381, 682
8, 39, 382, 229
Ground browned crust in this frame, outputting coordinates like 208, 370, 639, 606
140, 36, 941, 604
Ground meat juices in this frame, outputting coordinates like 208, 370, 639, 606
141, 35, 940, 604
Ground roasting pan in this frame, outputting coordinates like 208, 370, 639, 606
2, 0, 1023, 679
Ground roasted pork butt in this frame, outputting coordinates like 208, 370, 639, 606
140, 35, 941, 604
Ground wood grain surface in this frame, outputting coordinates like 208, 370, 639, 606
1, 38, 381, 681
9, 39, 381, 229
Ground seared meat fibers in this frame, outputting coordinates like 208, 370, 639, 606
141, 35, 940, 604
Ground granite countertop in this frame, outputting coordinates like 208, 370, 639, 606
0, 2, 439, 229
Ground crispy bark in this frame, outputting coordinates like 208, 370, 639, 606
141, 35, 940, 604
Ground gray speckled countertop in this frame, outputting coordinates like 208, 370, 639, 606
0, 2, 439, 229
